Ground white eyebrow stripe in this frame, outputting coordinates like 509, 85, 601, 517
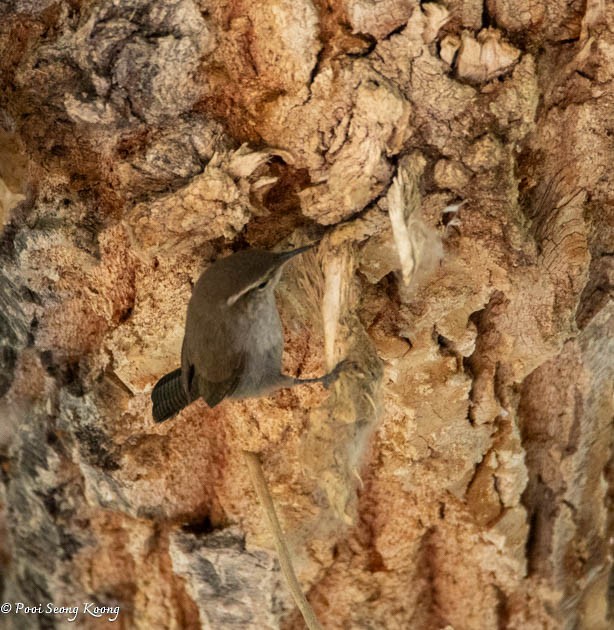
226, 275, 272, 306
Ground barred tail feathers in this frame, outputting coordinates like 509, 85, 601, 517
151, 368, 188, 423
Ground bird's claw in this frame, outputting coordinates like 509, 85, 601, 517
322, 359, 357, 388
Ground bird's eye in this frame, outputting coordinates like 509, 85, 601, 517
257, 280, 269, 290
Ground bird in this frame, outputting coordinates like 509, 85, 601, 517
151, 245, 346, 422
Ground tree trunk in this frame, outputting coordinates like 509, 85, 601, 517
0, 1, 612, 629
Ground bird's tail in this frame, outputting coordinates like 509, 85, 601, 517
151, 368, 188, 423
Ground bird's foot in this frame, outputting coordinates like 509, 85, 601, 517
321, 359, 357, 389
291, 359, 356, 389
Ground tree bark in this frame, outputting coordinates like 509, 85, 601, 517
0, 1, 612, 629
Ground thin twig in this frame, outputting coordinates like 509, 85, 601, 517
242, 450, 323, 630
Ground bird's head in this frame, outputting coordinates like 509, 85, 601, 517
201, 245, 313, 309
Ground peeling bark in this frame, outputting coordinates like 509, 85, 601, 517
0, 1, 612, 629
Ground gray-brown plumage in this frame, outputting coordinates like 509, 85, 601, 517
151, 246, 344, 423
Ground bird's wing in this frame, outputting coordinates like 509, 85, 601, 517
181, 320, 245, 408
197, 352, 245, 408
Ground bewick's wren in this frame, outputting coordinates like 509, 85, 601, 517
151, 245, 345, 423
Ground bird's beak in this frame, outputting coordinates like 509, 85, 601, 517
276, 243, 316, 264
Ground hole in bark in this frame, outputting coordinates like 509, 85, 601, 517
462, 355, 474, 378
524, 508, 539, 575
433, 328, 456, 358
27, 315, 39, 347
346, 36, 377, 58
481, 3, 493, 29
181, 515, 216, 536
380, 23, 406, 43
44, 495, 59, 518
119, 306, 133, 323
494, 585, 510, 629
378, 271, 400, 304
242, 163, 321, 248
575, 69, 594, 82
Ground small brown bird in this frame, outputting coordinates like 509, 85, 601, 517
151, 246, 345, 422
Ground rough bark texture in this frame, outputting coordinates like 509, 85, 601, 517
0, 1, 612, 629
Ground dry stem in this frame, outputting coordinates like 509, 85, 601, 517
242, 450, 324, 630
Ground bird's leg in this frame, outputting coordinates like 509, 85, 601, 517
289, 359, 352, 389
